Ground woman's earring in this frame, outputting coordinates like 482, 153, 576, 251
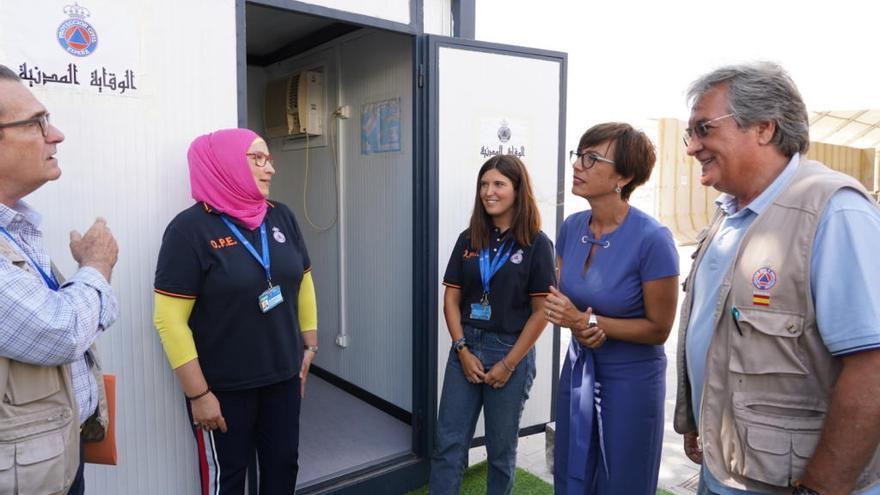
614, 185, 622, 194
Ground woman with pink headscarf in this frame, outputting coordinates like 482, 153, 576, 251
153, 128, 318, 494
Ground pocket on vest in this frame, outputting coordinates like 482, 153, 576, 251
728, 392, 824, 487
729, 308, 808, 375
5, 361, 62, 405
0, 406, 73, 495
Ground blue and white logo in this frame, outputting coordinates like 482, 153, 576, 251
57, 3, 98, 57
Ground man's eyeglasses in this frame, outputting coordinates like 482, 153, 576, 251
682, 113, 735, 146
246, 151, 273, 167
569, 149, 616, 169
0, 113, 51, 137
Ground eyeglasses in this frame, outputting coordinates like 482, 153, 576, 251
569, 149, 615, 169
246, 151, 273, 167
0, 113, 51, 137
682, 113, 735, 146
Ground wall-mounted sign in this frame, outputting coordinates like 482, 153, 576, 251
17, 62, 136, 94
1, 1, 142, 97
479, 118, 528, 159
361, 97, 402, 155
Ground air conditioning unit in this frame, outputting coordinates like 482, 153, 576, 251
264, 70, 324, 138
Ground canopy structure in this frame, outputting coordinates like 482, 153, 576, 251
810, 110, 880, 149
810, 110, 880, 195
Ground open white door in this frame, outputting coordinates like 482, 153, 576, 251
427, 35, 567, 438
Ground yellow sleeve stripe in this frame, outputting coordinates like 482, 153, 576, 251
153, 292, 198, 369
298, 271, 318, 332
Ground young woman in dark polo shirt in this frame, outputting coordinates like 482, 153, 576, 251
429, 154, 555, 495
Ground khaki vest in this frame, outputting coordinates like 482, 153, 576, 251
674, 160, 880, 493
0, 234, 108, 495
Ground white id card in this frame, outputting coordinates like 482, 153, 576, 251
258, 285, 283, 313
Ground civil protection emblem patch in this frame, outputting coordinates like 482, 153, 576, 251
751, 266, 778, 291
57, 3, 98, 57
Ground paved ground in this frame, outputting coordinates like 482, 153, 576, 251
467, 244, 701, 493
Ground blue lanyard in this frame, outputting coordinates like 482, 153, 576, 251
220, 215, 272, 285
0, 226, 60, 291
479, 239, 513, 298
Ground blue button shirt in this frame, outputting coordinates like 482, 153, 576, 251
0, 201, 118, 424
684, 154, 880, 494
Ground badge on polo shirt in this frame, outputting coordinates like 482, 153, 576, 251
751, 266, 777, 306
272, 227, 286, 243
510, 249, 524, 264
259, 285, 284, 313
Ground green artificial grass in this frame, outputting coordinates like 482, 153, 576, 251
406, 461, 552, 494
406, 462, 679, 494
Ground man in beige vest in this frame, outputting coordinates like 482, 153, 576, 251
0, 64, 119, 494
674, 62, 880, 495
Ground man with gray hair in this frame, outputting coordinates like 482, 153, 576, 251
674, 61, 880, 495
0, 64, 119, 494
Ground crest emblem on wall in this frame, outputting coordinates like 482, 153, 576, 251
497, 120, 512, 144
57, 3, 98, 57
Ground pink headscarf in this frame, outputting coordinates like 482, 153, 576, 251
188, 128, 266, 230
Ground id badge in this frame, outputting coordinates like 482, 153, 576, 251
469, 303, 491, 321
258, 285, 284, 313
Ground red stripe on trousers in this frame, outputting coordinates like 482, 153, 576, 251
196, 428, 210, 495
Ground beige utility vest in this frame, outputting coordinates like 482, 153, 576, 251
674, 160, 880, 493
0, 235, 107, 495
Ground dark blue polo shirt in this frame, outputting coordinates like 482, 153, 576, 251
443, 228, 556, 334
154, 201, 311, 391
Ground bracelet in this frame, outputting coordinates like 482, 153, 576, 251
304, 345, 319, 354
501, 358, 515, 373
186, 387, 211, 401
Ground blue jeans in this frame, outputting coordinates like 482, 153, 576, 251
68, 440, 85, 495
430, 326, 536, 495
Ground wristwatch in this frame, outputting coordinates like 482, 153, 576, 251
304, 345, 319, 354
792, 481, 820, 495
452, 337, 467, 353
587, 313, 598, 328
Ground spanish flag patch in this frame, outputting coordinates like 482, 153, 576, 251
752, 292, 770, 306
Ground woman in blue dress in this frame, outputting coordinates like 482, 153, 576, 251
544, 122, 680, 494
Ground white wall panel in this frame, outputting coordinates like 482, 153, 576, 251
0, 0, 238, 492
250, 30, 414, 410
298, 0, 410, 25
337, 31, 413, 410
423, 0, 453, 35
436, 47, 562, 435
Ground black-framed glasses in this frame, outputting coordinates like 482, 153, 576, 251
246, 151, 273, 167
0, 113, 51, 137
569, 149, 615, 169
683, 113, 734, 146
